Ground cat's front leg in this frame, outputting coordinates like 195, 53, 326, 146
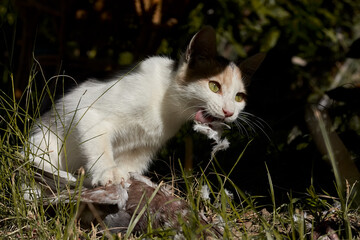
91, 165, 129, 186
79, 123, 128, 187
88, 141, 129, 186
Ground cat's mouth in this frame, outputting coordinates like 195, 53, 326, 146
195, 110, 223, 124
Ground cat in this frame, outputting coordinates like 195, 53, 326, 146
25, 26, 264, 187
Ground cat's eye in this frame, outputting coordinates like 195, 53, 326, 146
235, 92, 246, 102
209, 81, 221, 93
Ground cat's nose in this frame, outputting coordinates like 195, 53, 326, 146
222, 108, 234, 118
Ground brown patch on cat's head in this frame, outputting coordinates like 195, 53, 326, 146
211, 63, 243, 93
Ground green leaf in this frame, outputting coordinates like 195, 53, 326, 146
261, 28, 281, 52
269, 6, 290, 21
322, 28, 337, 43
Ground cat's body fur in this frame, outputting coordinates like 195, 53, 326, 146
26, 27, 263, 187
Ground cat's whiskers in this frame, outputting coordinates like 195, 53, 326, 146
239, 114, 269, 137
240, 112, 271, 130
233, 119, 250, 138
237, 116, 257, 135
175, 95, 206, 115
235, 112, 272, 141
187, 113, 197, 122
181, 103, 204, 114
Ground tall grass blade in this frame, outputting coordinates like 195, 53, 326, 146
313, 109, 343, 195
124, 182, 163, 239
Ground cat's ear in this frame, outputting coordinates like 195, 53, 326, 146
185, 26, 217, 63
239, 53, 266, 83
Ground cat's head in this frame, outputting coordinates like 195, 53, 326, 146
177, 26, 265, 125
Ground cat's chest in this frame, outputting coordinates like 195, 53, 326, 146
107, 94, 184, 146
109, 109, 182, 150
109, 121, 171, 159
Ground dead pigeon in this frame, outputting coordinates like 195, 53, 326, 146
28, 167, 222, 237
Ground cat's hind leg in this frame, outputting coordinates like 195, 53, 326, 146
27, 126, 64, 174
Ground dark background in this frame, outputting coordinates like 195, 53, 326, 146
1, 0, 360, 203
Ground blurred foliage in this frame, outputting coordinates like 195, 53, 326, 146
1, 0, 360, 200
0, 0, 358, 80
185, 0, 357, 58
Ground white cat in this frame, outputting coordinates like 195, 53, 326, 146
25, 26, 264, 187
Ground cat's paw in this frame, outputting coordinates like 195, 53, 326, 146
91, 166, 129, 187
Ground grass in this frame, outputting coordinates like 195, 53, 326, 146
1, 70, 360, 239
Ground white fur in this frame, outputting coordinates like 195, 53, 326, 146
26, 56, 246, 187
193, 122, 230, 156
